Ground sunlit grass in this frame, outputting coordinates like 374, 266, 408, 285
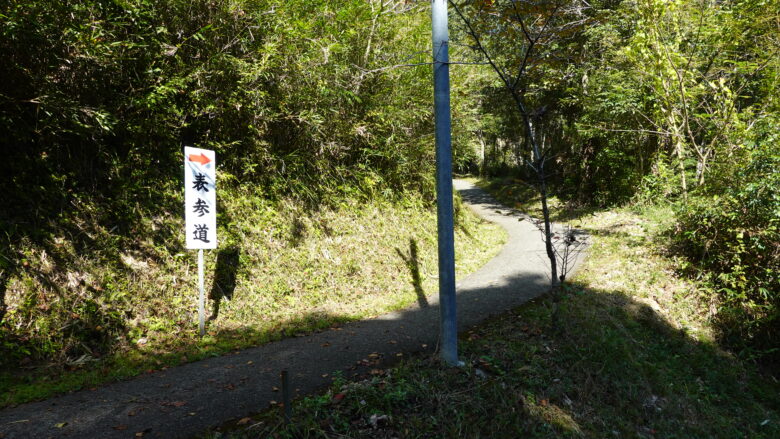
0, 191, 505, 407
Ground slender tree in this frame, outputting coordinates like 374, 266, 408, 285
450, 0, 589, 294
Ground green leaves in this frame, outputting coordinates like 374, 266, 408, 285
0, 0, 475, 380
673, 128, 780, 362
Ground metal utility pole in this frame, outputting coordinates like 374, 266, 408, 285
432, 0, 458, 366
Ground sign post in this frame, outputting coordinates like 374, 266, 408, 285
184, 146, 217, 336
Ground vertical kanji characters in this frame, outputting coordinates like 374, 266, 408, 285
193, 224, 210, 243
192, 198, 209, 217
192, 173, 209, 192
185, 147, 216, 249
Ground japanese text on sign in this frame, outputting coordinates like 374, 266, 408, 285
184, 147, 217, 249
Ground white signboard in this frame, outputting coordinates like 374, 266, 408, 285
184, 146, 217, 249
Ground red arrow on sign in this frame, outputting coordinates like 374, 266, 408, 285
188, 153, 211, 165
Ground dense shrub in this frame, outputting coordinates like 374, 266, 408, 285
0, 0, 443, 206
675, 135, 780, 362
0, 0, 471, 366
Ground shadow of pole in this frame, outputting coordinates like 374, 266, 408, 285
208, 246, 241, 322
395, 238, 428, 308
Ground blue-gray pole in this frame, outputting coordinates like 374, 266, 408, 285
432, 0, 458, 366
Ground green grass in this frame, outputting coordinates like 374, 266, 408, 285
201, 179, 780, 438
0, 191, 505, 407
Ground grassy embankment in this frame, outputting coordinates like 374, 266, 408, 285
0, 191, 505, 407
203, 178, 780, 438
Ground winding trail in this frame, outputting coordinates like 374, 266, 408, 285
0, 180, 586, 439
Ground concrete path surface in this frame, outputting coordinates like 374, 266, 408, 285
0, 180, 586, 439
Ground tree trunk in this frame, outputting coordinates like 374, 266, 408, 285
478, 131, 486, 176
668, 114, 688, 200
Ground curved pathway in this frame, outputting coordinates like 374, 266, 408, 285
0, 180, 586, 439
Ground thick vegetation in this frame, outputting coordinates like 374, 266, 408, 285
454, 0, 779, 365
0, 0, 496, 403
675, 134, 780, 361
0, 0, 777, 412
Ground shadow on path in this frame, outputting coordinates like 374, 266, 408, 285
0, 180, 567, 439
395, 238, 428, 309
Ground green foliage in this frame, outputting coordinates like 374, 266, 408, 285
0, 0, 445, 216
0, 0, 489, 383
458, 0, 778, 205
1, 0, 778, 406
674, 123, 780, 362
455, 0, 778, 365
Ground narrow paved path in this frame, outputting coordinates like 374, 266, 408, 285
0, 180, 586, 439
